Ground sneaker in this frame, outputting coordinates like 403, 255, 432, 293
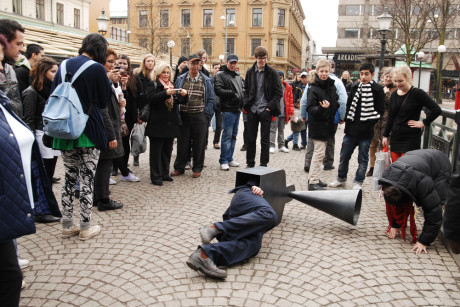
292, 144, 300, 151
352, 182, 362, 190
120, 173, 140, 182
186, 248, 227, 279
185, 162, 192, 170
228, 161, 240, 167
279, 146, 289, 153
62, 225, 80, 238
221, 164, 229, 171
79, 225, 101, 241
329, 180, 346, 188
21, 280, 26, 289
18, 258, 29, 269
284, 139, 289, 149
269, 147, 275, 154
300, 145, 306, 150
109, 178, 117, 185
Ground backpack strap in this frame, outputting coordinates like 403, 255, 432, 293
71, 60, 96, 84
60, 59, 68, 82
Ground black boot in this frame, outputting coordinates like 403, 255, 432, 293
133, 155, 139, 166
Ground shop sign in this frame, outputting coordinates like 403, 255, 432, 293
334, 53, 360, 63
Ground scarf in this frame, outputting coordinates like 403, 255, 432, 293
385, 200, 417, 243
37, 78, 53, 100
347, 81, 380, 121
159, 78, 174, 111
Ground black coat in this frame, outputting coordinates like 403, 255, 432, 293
306, 77, 339, 141
122, 74, 143, 131
379, 149, 451, 246
15, 64, 31, 97
444, 152, 460, 243
214, 65, 244, 113
383, 87, 442, 153
243, 62, 283, 116
144, 80, 183, 139
22, 85, 46, 132
99, 88, 124, 160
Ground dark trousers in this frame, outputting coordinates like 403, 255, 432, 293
246, 110, 272, 167
0, 240, 22, 307
149, 137, 174, 181
113, 134, 131, 176
213, 110, 222, 145
94, 158, 113, 202
43, 156, 57, 182
202, 187, 277, 266
174, 112, 208, 173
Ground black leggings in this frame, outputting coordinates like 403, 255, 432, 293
43, 156, 57, 182
0, 240, 22, 306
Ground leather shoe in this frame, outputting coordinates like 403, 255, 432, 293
152, 179, 163, 186
304, 165, 310, 172
98, 199, 123, 211
186, 248, 227, 279
170, 170, 184, 176
323, 165, 335, 171
162, 176, 174, 182
192, 172, 201, 178
200, 225, 222, 244
308, 182, 326, 191
318, 180, 328, 188
52, 177, 61, 183
34, 214, 61, 223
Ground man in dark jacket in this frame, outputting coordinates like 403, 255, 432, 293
243, 46, 283, 167
329, 63, 385, 190
15, 43, 44, 96
214, 54, 244, 171
186, 183, 277, 279
379, 149, 451, 254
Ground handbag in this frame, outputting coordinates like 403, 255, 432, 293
130, 123, 147, 156
139, 103, 150, 122
372, 146, 391, 191
120, 120, 129, 137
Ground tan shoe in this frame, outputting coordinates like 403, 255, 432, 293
62, 225, 80, 238
79, 225, 101, 241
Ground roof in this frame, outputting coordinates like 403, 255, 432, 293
395, 61, 434, 69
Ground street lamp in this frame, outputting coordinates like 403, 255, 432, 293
219, 54, 224, 65
96, 9, 109, 35
167, 40, 175, 68
377, 7, 392, 79
220, 14, 234, 59
416, 51, 425, 88
437, 45, 447, 104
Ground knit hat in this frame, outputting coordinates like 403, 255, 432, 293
177, 56, 187, 66
278, 71, 285, 78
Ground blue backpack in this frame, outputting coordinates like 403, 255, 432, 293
42, 59, 95, 139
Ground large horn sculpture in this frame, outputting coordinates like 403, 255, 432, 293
235, 167, 362, 226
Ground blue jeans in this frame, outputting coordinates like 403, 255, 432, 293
337, 135, 372, 183
287, 129, 307, 146
219, 111, 240, 164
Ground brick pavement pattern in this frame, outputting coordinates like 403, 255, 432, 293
18, 123, 460, 306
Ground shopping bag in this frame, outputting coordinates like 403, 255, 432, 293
372, 146, 391, 191
130, 123, 147, 156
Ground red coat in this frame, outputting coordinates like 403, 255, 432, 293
272, 80, 294, 123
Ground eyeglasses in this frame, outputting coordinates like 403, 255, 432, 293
189, 61, 201, 66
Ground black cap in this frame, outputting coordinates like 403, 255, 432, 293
177, 56, 187, 65
278, 71, 285, 77
188, 54, 200, 61
227, 54, 238, 62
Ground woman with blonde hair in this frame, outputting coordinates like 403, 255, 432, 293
144, 62, 187, 185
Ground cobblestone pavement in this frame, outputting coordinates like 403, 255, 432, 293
18, 123, 460, 306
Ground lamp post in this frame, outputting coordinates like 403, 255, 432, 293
96, 9, 109, 36
416, 51, 425, 88
377, 8, 392, 80
167, 40, 175, 68
220, 15, 228, 59
219, 54, 224, 65
436, 45, 447, 104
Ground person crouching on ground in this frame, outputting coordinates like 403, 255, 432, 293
186, 182, 277, 279
379, 149, 451, 254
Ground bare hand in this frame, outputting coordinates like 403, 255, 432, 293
180, 89, 187, 96
382, 137, 388, 148
319, 100, 330, 109
251, 186, 264, 197
121, 75, 129, 90
387, 227, 400, 239
108, 140, 117, 150
412, 242, 428, 254
384, 86, 390, 94
108, 69, 121, 83
119, 99, 126, 109
166, 88, 175, 95
408, 120, 425, 128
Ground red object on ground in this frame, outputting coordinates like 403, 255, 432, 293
455, 90, 460, 110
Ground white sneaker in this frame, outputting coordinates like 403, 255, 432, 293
228, 161, 240, 167
185, 162, 191, 170
221, 164, 229, 171
120, 173, 140, 182
21, 280, 26, 289
18, 258, 29, 269
352, 182, 362, 190
269, 147, 275, 154
329, 180, 345, 188
79, 225, 101, 241
109, 178, 117, 185
279, 146, 289, 153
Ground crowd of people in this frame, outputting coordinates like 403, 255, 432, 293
0, 17, 459, 299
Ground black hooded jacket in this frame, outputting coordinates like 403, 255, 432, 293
214, 65, 244, 113
379, 149, 452, 246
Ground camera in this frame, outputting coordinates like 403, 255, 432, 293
174, 88, 182, 94
115, 65, 121, 70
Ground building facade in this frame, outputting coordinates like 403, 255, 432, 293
128, 0, 305, 73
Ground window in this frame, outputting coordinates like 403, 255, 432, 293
160, 38, 168, 53
139, 10, 148, 28
445, 28, 454, 39
36, 0, 44, 20
110, 26, 128, 42
412, 5, 421, 15
368, 28, 379, 39
278, 9, 285, 27
226, 8, 235, 26
370, 5, 383, 16
344, 29, 359, 38
182, 9, 191, 27
345, 5, 361, 16
181, 38, 190, 57
56, 3, 64, 25
251, 38, 261, 56
160, 10, 169, 28
74, 8, 80, 28
12, 0, 22, 14
252, 8, 262, 27
203, 38, 213, 56
276, 39, 284, 57
203, 9, 213, 27
227, 38, 235, 55
139, 38, 148, 49
410, 29, 419, 39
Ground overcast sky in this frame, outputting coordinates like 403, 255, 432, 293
110, 0, 338, 51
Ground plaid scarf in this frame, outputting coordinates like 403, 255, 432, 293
347, 81, 380, 121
